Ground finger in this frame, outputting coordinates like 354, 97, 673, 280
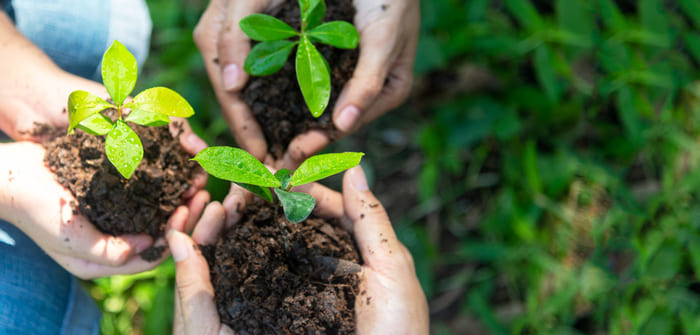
342, 166, 399, 266
168, 229, 222, 335
184, 190, 210, 234
280, 129, 331, 169
217, 0, 272, 91
291, 182, 344, 220
170, 118, 208, 156
222, 183, 253, 229
60, 214, 153, 268
223, 97, 268, 161
192, 202, 226, 246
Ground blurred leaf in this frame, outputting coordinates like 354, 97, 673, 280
504, 0, 543, 31
646, 241, 681, 280
639, 0, 672, 47
597, 0, 627, 31
524, 140, 542, 194
680, 0, 700, 28
534, 45, 562, 102
616, 87, 644, 143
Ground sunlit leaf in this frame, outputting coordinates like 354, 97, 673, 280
191, 147, 280, 187
239, 14, 298, 41
77, 113, 114, 136
274, 188, 315, 223
105, 120, 143, 179
127, 87, 194, 118
67, 90, 115, 133
290, 152, 364, 186
102, 40, 137, 106
244, 40, 296, 76
125, 109, 170, 127
307, 21, 359, 49
296, 35, 330, 117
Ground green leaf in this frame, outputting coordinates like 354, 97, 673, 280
534, 45, 561, 103
105, 120, 143, 179
597, 0, 626, 31
296, 35, 331, 117
504, 0, 543, 31
67, 90, 115, 133
127, 87, 194, 118
290, 152, 364, 186
275, 169, 292, 189
307, 21, 359, 49
102, 40, 137, 106
125, 109, 170, 127
236, 182, 274, 202
239, 14, 298, 41
191, 147, 280, 187
77, 113, 114, 136
299, 0, 326, 31
244, 40, 296, 76
274, 188, 315, 223
680, 0, 700, 28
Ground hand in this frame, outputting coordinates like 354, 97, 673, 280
0, 142, 209, 279
194, 0, 419, 168
169, 202, 238, 335
172, 166, 428, 334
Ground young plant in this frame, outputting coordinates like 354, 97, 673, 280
239, 0, 359, 117
67, 40, 194, 179
192, 147, 363, 223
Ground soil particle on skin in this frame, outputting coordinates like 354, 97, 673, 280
205, 199, 360, 334
241, 0, 358, 159
42, 112, 196, 261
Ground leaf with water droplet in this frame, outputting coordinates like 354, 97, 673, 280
295, 35, 330, 117
126, 87, 194, 118
106, 120, 143, 179
102, 40, 138, 106
68, 90, 115, 133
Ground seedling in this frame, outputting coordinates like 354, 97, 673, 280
67, 40, 194, 179
239, 0, 359, 117
193, 147, 363, 223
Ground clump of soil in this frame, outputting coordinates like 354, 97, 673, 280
204, 199, 359, 334
43, 113, 196, 260
241, 0, 359, 158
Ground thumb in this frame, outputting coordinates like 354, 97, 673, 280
342, 166, 398, 266
168, 230, 221, 335
217, 0, 272, 91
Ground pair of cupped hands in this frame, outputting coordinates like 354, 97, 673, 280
0, 0, 426, 332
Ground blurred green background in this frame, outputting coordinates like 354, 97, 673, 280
92, 0, 700, 334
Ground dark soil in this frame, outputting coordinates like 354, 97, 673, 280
43, 112, 196, 260
241, 0, 358, 159
204, 199, 360, 334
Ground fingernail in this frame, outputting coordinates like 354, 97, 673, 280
187, 133, 207, 152
222, 64, 241, 90
335, 106, 360, 132
167, 230, 189, 262
349, 166, 368, 191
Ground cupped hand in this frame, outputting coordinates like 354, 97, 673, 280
0, 142, 209, 279
194, 0, 419, 168
172, 166, 428, 334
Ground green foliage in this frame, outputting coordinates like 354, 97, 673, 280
193, 147, 363, 223
412, 0, 700, 333
67, 40, 194, 179
239, 0, 359, 117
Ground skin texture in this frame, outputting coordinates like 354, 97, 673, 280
169, 166, 429, 334
0, 11, 209, 279
194, 0, 420, 168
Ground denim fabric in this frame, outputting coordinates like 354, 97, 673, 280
0, 222, 101, 335
10, 0, 151, 81
1, 0, 153, 333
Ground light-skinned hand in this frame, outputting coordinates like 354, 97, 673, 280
170, 166, 429, 334
194, 0, 419, 168
0, 142, 210, 279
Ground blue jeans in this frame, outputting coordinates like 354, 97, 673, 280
0, 0, 151, 333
